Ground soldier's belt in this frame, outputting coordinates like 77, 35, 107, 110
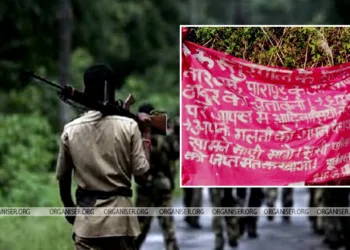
76, 186, 132, 200
76, 186, 133, 207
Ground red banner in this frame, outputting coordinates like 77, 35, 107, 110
181, 40, 350, 186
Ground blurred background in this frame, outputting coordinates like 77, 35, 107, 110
1, 0, 350, 249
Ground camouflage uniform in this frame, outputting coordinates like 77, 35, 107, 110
323, 188, 350, 250
135, 132, 179, 250
265, 188, 293, 222
210, 188, 240, 250
183, 188, 203, 228
236, 188, 264, 238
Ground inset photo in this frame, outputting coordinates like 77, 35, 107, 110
180, 26, 350, 186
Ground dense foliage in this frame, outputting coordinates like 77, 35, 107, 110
0, 114, 56, 206
187, 27, 350, 68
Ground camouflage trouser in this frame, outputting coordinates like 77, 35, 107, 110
74, 235, 136, 250
237, 188, 264, 237
309, 188, 324, 234
183, 188, 202, 225
323, 188, 350, 250
209, 188, 240, 250
135, 189, 178, 250
265, 188, 293, 221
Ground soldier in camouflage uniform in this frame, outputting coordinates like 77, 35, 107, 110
135, 104, 179, 250
322, 188, 350, 250
265, 188, 293, 222
236, 188, 264, 238
210, 188, 240, 250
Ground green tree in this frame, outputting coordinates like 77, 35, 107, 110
0, 114, 56, 206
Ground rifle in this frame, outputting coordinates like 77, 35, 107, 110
23, 71, 167, 136
123, 94, 135, 110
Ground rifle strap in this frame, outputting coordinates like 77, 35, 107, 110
150, 110, 166, 115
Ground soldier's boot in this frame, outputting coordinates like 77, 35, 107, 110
282, 216, 290, 223
165, 240, 179, 250
214, 235, 224, 250
246, 217, 258, 239
225, 216, 240, 248
228, 237, 238, 248
186, 217, 202, 229
191, 222, 202, 229
248, 231, 258, 239
247, 231, 258, 238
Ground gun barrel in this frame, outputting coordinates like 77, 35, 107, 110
25, 71, 167, 136
26, 71, 63, 90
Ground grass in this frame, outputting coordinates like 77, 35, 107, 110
0, 181, 72, 250
0, 217, 72, 250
